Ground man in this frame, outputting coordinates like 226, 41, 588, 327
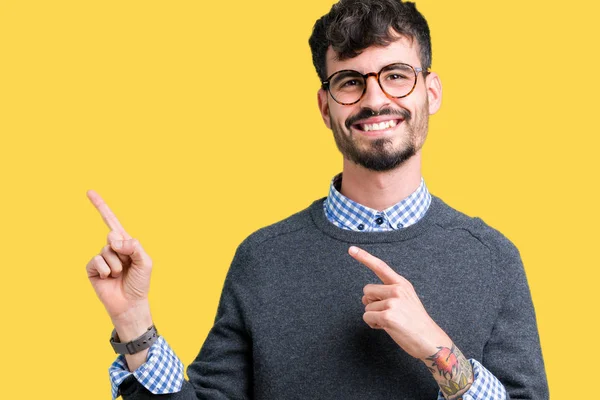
86, 0, 548, 399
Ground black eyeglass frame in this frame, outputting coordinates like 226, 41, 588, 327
321, 62, 427, 106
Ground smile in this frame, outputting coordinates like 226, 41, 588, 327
352, 118, 403, 132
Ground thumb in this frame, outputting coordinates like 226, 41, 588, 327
110, 238, 151, 268
107, 230, 129, 264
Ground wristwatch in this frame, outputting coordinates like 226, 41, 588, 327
110, 325, 158, 355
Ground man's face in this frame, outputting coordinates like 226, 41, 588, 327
317, 36, 442, 172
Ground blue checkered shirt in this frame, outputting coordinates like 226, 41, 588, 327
109, 337, 184, 399
109, 174, 506, 399
324, 174, 432, 231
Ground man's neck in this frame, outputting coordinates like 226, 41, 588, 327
340, 152, 423, 212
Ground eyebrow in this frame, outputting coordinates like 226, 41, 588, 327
328, 70, 362, 82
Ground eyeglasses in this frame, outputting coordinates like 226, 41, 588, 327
322, 63, 426, 105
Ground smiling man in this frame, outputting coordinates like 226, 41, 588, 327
86, 1, 549, 399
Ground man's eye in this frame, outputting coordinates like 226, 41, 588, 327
342, 79, 360, 87
387, 74, 408, 80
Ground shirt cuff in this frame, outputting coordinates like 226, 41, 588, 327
436, 359, 507, 400
109, 336, 184, 400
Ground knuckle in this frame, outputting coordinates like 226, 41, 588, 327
388, 298, 401, 309
91, 257, 107, 277
111, 261, 123, 271
381, 310, 394, 323
391, 286, 404, 298
107, 230, 120, 242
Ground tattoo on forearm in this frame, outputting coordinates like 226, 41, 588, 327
426, 344, 474, 400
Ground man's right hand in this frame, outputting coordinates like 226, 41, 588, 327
86, 190, 154, 365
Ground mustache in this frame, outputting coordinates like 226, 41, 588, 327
345, 107, 410, 130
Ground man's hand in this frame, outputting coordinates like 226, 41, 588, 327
349, 246, 473, 399
349, 245, 451, 359
86, 190, 154, 368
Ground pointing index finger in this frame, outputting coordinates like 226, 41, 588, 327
86, 190, 130, 238
349, 246, 403, 285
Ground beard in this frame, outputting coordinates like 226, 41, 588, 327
331, 101, 429, 172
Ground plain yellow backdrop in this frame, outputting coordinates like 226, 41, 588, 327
1, 0, 598, 398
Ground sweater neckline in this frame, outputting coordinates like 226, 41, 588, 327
309, 195, 444, 244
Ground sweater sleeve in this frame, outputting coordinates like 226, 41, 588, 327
482, 242, 549, 400
117, 243, 254, 400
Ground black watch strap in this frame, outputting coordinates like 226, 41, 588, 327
110, 325, 159, 355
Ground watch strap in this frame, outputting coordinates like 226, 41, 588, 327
110, 325, 158, 355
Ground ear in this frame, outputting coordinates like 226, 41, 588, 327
425, 72, 442, 115
317, 88, 332, 129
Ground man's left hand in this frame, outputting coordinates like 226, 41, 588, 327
349, 245, 452, 360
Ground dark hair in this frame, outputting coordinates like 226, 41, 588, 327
308, 0, 431, 82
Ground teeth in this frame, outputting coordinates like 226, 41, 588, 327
361, 120, 398, 132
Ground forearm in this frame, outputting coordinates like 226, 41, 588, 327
421, 343, 473, 400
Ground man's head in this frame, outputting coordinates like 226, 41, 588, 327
309, 0, 441, 172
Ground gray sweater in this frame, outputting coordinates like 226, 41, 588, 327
119, 196, 548, 399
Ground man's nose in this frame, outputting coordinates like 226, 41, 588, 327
359, 76, 392, 110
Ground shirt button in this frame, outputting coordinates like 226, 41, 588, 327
357, 224, 365, 231
375, 217, 384, 225
396, 223, 403, 229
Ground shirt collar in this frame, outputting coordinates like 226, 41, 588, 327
323, 173, 432, 232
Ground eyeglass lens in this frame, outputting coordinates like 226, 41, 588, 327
328, 63, 417, 104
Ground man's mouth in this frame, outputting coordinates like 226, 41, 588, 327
352, 118, 403, 132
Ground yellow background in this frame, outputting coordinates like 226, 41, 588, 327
1, 0, 598, 398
